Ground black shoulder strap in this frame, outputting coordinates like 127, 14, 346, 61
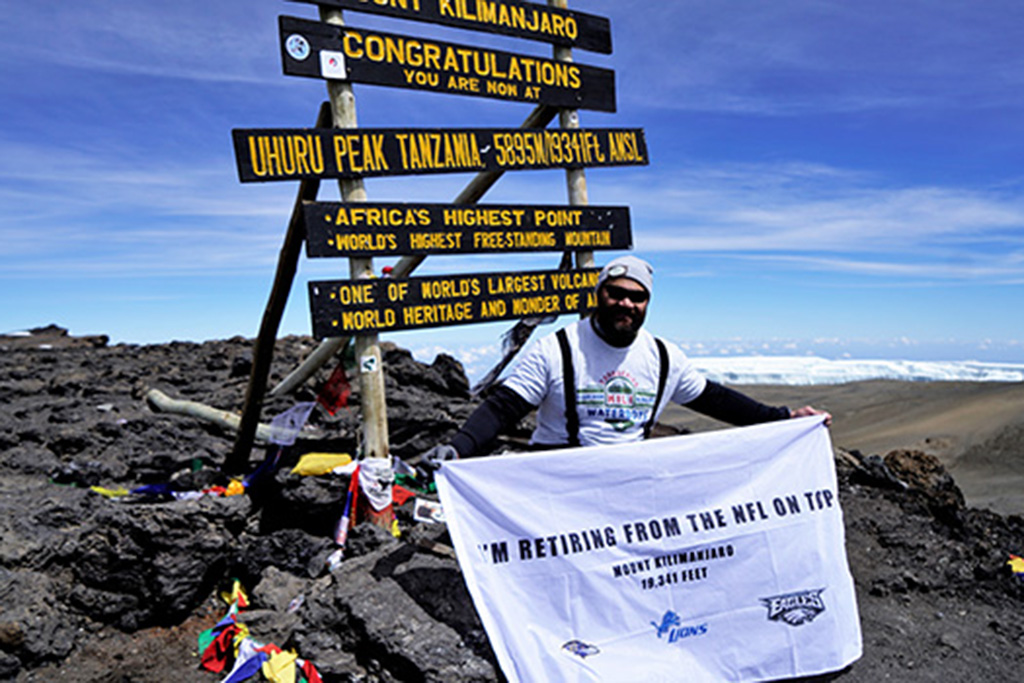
556, 328, 581, 448
644, 338, 670, 439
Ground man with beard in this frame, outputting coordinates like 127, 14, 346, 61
418, 255, 829, 471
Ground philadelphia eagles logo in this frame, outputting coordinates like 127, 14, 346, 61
760, 589, 826, 626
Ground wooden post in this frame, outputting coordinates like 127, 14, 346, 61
320, 6, 390, 465
550, 0, 595, 273
225, 104, 331, 474
269, 104, 558, 397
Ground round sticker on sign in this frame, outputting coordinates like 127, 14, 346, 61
285, 34, 310, 61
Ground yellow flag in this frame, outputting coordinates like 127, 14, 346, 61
290, 453, 353, 476
262, 649, 298, 683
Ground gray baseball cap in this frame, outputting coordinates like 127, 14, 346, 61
596, 255, 654, 296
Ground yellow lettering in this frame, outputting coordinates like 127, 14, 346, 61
479, 0, 497, 24
342, 32, 363, 59
401, 302, 473, 327
247, 134, 325, 178
419, 277, 480, 299
535, 209, 582, 228
480, 299, 507, 318
334, 283, 375, 305
511, 294, 560, 316
564, 230, 612, 247
247, 137, 266, 177
339, 308, 396, 332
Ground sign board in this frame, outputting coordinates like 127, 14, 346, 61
279, 17, 616, 112
233, 126, 648, 182
308, 267, 598, 336
303, 201, 631, 256
435, 418, 862, 682
286, 0, 613, 54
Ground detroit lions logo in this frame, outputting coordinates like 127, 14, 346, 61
650, 610, 708, 643
650, 610, 681, 638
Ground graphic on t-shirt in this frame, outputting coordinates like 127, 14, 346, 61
579, 371, 655, 431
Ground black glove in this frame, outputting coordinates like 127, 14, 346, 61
416, 444, 459, 478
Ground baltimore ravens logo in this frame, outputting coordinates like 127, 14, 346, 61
761, 589, 826, 626
561, 640, 601, 659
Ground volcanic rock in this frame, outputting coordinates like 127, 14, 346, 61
1, 329, 1023, 681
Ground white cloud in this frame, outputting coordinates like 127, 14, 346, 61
582, 162, 1024, 282
732, 254, 1024, 281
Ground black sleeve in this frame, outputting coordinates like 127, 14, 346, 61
683, 380, 790, 426
450, 385, 537, 458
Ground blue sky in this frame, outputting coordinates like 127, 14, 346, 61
2, 1, 1023, 380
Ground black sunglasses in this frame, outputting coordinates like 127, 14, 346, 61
603, 284, 649, 304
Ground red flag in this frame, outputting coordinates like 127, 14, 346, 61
317, 362, 351, 415
200, 623, 240, 673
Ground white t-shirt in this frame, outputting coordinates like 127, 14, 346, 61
503, 319, 707, 447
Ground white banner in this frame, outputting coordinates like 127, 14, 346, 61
435, 416, 861, 682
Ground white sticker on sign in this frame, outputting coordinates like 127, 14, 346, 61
360, 355, 379, 374
320, 50, 347, 80
284, 34, 310, 61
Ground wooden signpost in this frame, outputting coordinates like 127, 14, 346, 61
228, 1, 645, 483
232, 126, 647, 181
309, 267, 599, 336
286, 0, 613, 54
303, 201, 631, 256
279, 16, 615, 111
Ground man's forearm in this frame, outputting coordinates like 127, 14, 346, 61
450, 385, 536, 457
684, 380, 790, 426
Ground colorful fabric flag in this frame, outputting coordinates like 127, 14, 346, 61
220, 579, 249, 609
298, 659, 323, 683
1008, 554, 1024, 579
317, 362, 351, 415
222, 638, 267, 683
197, 613, 235, 657
268, 402, 316, 447
231, 622, 250, 653
197, 581, 321, 682
392, 484, 416, 506
200, 623, 240, 674
333, 466, 360, 548
90, 485, 129, 498
395, 472, 436, 495
262, 649, 299, 683
131, 483, 174, 497
291, 453, 353, 476
243, 446, 284, 490
359, 458, 394, 512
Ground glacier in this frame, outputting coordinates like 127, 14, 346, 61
690, 356, 1024, 385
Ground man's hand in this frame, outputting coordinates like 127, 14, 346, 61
415, 444, 460, 478
790, 405, 832, 427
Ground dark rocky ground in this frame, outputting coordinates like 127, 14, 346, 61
2, 325, 1023, 681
